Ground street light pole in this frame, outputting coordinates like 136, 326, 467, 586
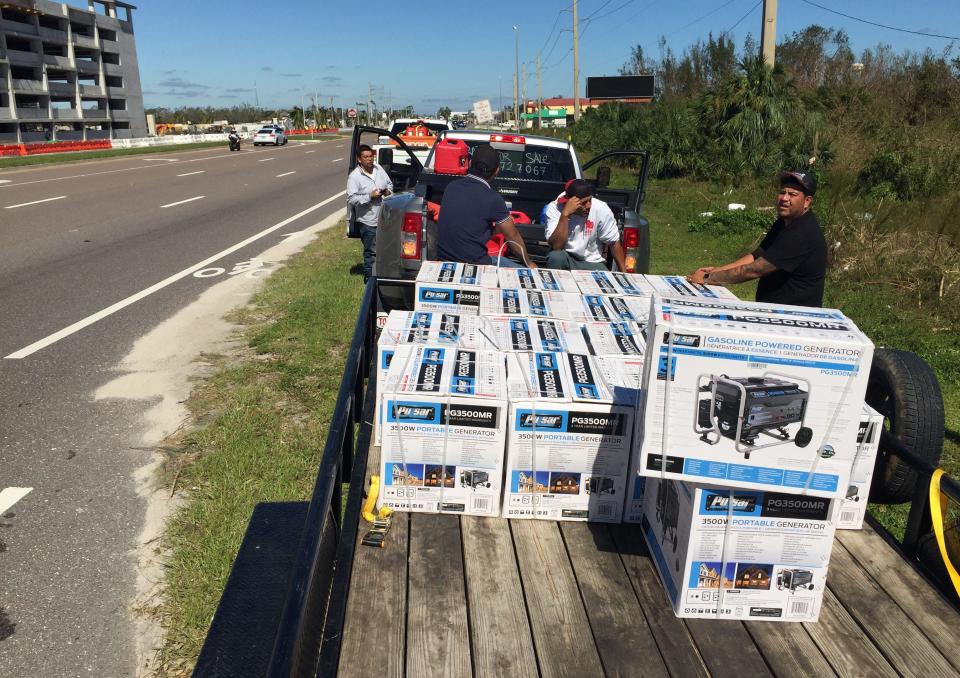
513, 25, 520, 132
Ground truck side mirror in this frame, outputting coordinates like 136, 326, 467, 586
596, 166, 611, 189
378, 147, 393, 168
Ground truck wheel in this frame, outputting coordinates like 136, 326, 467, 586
866, 348, 944, 504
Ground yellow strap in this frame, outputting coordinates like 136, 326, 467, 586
929, 469, 960, 598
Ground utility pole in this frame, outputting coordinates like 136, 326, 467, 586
254, 81, 260, 109
760, 0, 777, 67
573, 0, 580, 122
368, 82, 374, 126
521, 62, 527, 129
513, 26, 520, 133
537, 54, 542, 129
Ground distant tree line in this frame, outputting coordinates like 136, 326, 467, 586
576, 25, 960, 201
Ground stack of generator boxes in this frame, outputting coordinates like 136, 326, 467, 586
635, 293, 875, 622
380, 261, 884, 624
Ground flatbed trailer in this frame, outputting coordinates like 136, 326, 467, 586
192, 280, 960, 678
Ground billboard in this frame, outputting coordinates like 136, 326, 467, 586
586, 76, 655, 100
473, 99, 494, 124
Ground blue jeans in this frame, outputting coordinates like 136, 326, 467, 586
360, 224, 377, 280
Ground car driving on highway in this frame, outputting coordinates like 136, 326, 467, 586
253, 126, 288, 147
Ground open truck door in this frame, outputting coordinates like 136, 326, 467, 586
582, 150, 651, 273
346, 125, 424, 238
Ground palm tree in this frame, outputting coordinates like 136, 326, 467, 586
289, 106, 306, 130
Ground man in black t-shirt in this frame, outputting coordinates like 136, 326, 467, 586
436, 144, 534, 268
688, 170, 827, 307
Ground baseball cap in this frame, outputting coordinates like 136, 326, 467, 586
470, 144, 500, 174
779, 170, 817, 196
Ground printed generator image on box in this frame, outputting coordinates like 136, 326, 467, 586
639, 295, 874, 497
641, 477, 838, 621
502, 351, 635, 522
837, 405, 884, 530
379, 344, 507, 516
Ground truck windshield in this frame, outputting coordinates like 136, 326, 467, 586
462, 141, 576, 182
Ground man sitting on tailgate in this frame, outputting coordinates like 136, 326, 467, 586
543, 179, 625, 271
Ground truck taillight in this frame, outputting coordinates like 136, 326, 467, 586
489, 134, 525, 144
401, 212, 422, 259
622, 226, 640, 273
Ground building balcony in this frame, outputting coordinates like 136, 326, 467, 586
52, 108, 81, 120
71, 33, 98, 49
48, 81, 76, 95
0, 18, 39, 36
0, 109, 14, 121
43, 54, 73, 69
11, 79, 46, 92
82, 108, 108, 120
75, 59, 100, 74
78, 83, 103, 96
16, 108, 49, 119
5, 48, 42, 66
103, 62, 122, 76
106, 86, 126, 97
38, 26, 68, 42
109, 109, 129, 120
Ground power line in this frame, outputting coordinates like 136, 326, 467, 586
668, 0, 742, 36
537, 5, 572, 59
721, 0, 761, 39
798, 0, 960, 41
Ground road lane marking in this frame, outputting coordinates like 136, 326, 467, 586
332, 158, 343, 163
176, 170, 205, 177
258, 158, 275, 162
142, 157, 178, 162
276, 171, 296, 178
0, 179, 11, 184
0, 487, 33, 514
305, 150, 316, 154
160, 195, 205, 209
5, 195, 67, 209
336, 144, 344, 148
5, 190, 347, 360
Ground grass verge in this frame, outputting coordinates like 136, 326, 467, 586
155, 226, 363, 676
0, 141, 227, 169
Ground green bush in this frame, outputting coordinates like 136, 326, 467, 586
856, 144, 960, 201
688, 208, 771, 235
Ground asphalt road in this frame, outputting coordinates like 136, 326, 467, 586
0, 138, 353, 676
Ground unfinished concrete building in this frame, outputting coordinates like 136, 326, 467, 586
0, 0, 146, 143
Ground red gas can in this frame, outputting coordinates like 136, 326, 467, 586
434, 138, 469, 175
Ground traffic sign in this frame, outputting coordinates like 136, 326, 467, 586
347, 107, 358, 118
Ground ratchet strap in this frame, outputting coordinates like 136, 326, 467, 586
929, 468, 960, 598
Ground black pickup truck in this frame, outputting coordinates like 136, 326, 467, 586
346, 126, 651, 305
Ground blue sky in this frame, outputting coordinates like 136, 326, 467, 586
113, 0, 960, 114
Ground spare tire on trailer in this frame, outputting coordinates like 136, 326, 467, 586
865, 348, 944, 504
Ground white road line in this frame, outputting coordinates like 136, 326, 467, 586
258, 158, 275, 163
5, 190, 347, 360
5, 195, 67, 209
0, 487, 33, 515
160, 195, 205, 209
276, 171, 296, 178
332, 158, 344, 163
141, 158, 178, 163
176, 170, 205, 177
304, 150, 316, 154
336, 144, 344, 148
0, 179, 11, 184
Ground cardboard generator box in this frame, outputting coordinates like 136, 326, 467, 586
479, 287, 573, 319
485, 316, 589, 353
583, 321, 646, 357
502, 351, 635, 522
498, 267, 579, 293
380, 344, 507, 516
571, 270, 655, 298
837, 405, 884, 530
642, 477, 837, 622
565, 293, 650, 325
639, 295, 874, 497
415, 261, 498, 314
376, 311, 495, 444
643, 274, 740, 301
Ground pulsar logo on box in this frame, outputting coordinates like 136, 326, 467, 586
395, 405, 437, 420
421, 289, 452, 302
704, 493, 757, 512
568, 411, 624, 435
519, 413, 564, 429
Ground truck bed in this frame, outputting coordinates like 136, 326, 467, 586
336, 443, 960, 678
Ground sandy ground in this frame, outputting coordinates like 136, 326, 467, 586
93, 209, 345, 676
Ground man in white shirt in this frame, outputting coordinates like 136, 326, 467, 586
544, 179, 625, 271
347, 144, 393, 281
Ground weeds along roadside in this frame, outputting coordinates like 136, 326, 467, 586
153, 227, 362, 675
646, 177, 960, 538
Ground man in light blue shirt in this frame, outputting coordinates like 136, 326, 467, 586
347, 144, 393, 281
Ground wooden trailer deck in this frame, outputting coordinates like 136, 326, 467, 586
338, 445, 960, 678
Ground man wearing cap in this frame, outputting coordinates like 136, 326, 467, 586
436, 144, 534, 268
688, 170, 827, 307
543, 179, 626, 271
